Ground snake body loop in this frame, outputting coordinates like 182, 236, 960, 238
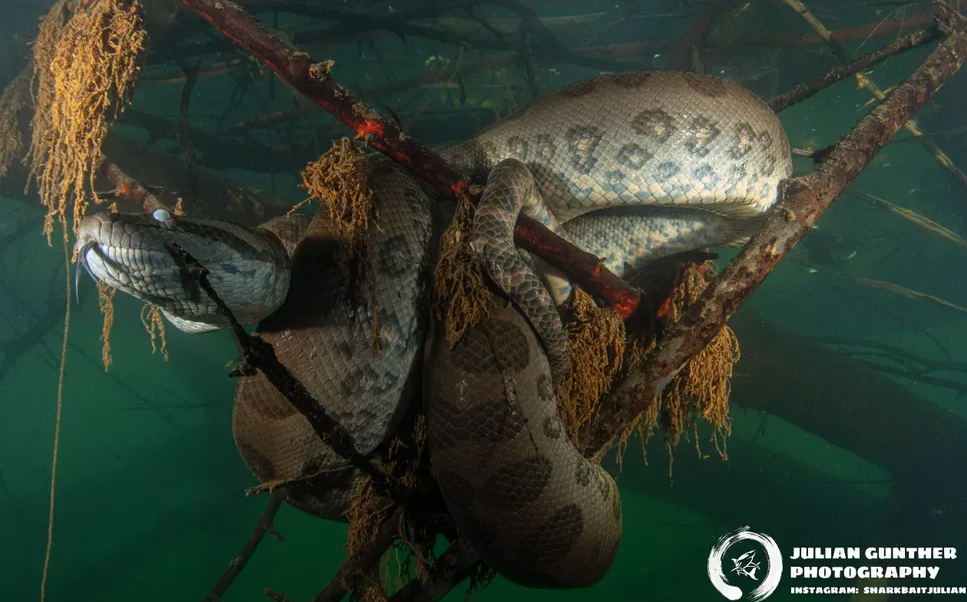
471, 158, 570, 386
75, 71, 792, 588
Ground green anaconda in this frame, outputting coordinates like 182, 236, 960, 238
75, 71, 792, 588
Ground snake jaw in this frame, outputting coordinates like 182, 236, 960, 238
75, 240, 98, 304
73, 211, 293, 333
74, 213, 157, 303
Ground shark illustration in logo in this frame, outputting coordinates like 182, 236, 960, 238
730, 550, 761, 581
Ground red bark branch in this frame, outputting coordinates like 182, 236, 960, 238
97, 154, 170, 214
514, 218, 640, 317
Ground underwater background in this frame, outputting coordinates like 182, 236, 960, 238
1, 0, 966, 601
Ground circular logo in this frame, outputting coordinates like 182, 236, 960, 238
708, 526, 783, 601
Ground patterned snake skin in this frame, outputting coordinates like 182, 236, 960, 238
75, 72, 791, 588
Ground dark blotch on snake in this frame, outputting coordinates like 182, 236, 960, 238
376, 232, 413, 278
693, 164, 715, 180
426, 394, 467, 451
683, 73, 729, 97
236, 440, 277, 481
534, 134, 557, 162
616, 143, 651, 170
611, 483, 622, 520
176, 219, 267, 258
452, 397, 526, 444
482, 139, 499, 153
559, 79, 596, 98
759, 129, 775, 149
478, 456, 553, 511
760, 155, 777, 177
437, 469, 479, 509
630, 109, 676, 143
565, 126, 606, 173
450, 328, 500, 375
543, 415, 563, 439
683, 116, 722, 157
604, 169, 628, 188
536, 373, 554, 401
515, 503, 584, 566
457, 141, 495, 178
451, 319, 531, 374
655, 160, 681, 181
575, 458, 593, 487
728, 161, 750, 183
610, 72, 652, 88
731, 122, 756, 159
506, 136, 530, 160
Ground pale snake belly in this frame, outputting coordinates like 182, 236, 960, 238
75, 71, 792, 588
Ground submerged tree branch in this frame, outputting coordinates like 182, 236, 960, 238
97, 155, 170, 214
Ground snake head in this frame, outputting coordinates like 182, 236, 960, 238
75, 211, 292, 333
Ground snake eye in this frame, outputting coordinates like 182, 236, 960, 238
152, 208, 171, 222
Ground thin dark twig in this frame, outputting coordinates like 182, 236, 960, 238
769, 26, 941, 113
174, 55, 202, 196
202, 489, 286, 602
850, 357, 967, 397
263, 589, 296, 602
811, 336, 966, 372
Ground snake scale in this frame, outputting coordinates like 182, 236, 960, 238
76, 71, 792, 588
